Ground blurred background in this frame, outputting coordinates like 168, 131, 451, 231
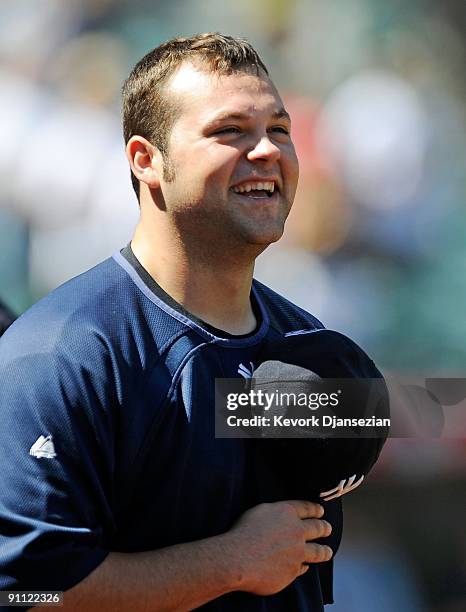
0, 0, 464, 609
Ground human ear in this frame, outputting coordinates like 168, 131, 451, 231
125, 136, 163, 189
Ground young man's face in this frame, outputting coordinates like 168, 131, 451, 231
157, 61, 299, 251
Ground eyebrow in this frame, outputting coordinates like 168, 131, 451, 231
204, 107, 291, 129
272, 108, 291, 121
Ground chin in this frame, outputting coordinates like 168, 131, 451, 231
245, 227, 285, 247
230, 214, 288, 249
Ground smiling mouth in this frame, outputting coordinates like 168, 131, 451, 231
231, 189, 275, 199
230, 181, 277, 199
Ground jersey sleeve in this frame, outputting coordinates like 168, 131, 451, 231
0, 341, 117, 592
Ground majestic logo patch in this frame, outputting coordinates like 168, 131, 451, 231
238, 362, 255, 379
29, 435, 57, 459
319, 474, 364, 501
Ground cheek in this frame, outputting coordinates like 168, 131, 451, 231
288, 142, 299, 171
186, 144, 239, 180
206, 142, 239, 169
197, 147, 239, 188
284, 150, 299, 188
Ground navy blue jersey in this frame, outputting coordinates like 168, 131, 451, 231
0, 300, 15, 337
0, 249, 338, 611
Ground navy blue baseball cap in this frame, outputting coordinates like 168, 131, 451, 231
251, 329, 389, 503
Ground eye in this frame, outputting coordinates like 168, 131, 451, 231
270, 126, 290, 135
214, 127, 241, 135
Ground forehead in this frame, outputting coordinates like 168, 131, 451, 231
165, 61, 285, 123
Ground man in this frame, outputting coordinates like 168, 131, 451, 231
0, 34, 347, 610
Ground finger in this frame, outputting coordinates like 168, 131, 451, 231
302, 518, 332, 540
304, 543, 333, 564
298, 563, 310, 576
286, 500, 324, 519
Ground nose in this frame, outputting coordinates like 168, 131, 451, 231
247, 136, 281, 163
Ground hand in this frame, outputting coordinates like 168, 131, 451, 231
225, 500, 333, 595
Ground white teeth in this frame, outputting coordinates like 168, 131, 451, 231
232, 181, 275, 194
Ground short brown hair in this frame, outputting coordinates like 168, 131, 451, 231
122, 33, 269, 198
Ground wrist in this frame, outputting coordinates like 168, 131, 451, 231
213, 531, 247, 593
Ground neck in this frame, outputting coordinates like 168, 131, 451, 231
131, 222, 258, 335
